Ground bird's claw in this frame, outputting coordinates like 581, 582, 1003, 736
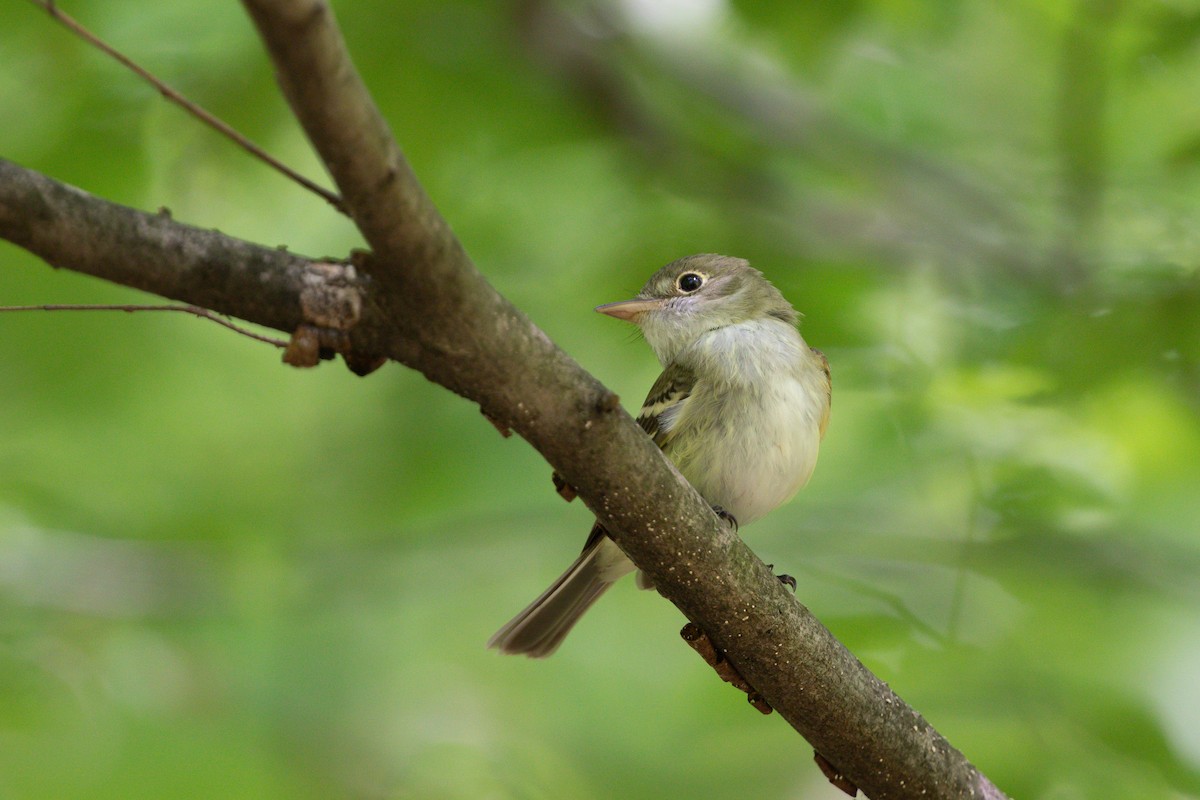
766, 564, 797, 592
711, 505, 738, 532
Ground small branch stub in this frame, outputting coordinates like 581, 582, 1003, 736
284, 260, 384, 375
552, 471, 578, 502
482, 408, 514, 438
299, 261, 363, 330
680, 622, 773, 715
814, 752, 860, 797
282, 324, 328, 367
682, 621, 860, 797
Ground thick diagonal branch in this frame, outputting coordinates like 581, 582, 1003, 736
236, 2, 1007, 797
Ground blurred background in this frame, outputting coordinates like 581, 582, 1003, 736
3, 0, 1200, 797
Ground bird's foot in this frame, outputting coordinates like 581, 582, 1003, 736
766, 565, 797, 592
711, 505, 738, 532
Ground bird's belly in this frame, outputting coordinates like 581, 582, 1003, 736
673, 377, 821, 526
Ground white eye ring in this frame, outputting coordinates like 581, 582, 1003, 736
677, 272, 705, 293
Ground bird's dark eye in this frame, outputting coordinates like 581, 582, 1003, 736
677, 272, 704, 293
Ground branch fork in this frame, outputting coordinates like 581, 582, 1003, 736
0, 1, 1012, 796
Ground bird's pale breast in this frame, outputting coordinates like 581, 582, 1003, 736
661, 319, 827, 526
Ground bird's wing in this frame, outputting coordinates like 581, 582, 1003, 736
635, 361, 696, 449
580, 363, 696, 555
811, 347, 832, 440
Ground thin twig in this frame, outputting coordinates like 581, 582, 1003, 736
26, 0, 346, 214
0, 303, 289, 348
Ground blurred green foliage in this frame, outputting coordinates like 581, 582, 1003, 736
3, 1, 1200, 797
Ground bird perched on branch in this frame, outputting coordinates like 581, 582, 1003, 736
489, 254, 831, 657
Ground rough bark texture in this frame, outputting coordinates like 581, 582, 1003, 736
0, 2, 1010, 797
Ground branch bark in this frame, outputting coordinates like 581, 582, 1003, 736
2, 2, 1010, 797
0, 159, 319, 334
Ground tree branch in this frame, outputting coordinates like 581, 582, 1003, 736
0, 158, 326, 335
1, 1, 1010, 796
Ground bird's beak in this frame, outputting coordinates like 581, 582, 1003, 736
594, 297, 662, 322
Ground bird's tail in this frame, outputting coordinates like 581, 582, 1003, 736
488, 534, 631, 658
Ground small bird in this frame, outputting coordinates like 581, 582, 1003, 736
488, 254, 831, 657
